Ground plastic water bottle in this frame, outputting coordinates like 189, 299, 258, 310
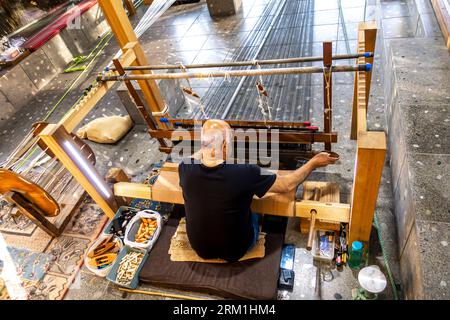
348, 241, 364, 269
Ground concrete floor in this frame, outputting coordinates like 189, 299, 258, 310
0, 0, 443, 300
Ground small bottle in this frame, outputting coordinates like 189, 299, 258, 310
348, 241, 364, 269
335, 249, 343, 271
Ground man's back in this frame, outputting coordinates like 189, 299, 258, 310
179, 159, 276, 262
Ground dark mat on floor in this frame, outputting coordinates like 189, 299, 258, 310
139, 218, 284, 300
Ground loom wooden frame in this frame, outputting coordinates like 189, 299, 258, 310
31, 0, 384, 245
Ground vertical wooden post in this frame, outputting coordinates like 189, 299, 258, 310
98, 0, 171, 129
113, 56, 169, 148
124, 0, 136, 16
348, 131, 386, 244
362, 24, 376, 109
323, 41, 333, 151
351, 22, 377, 140
39, 124, 118, 219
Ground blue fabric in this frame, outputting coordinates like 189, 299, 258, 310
248, 212, 260, 250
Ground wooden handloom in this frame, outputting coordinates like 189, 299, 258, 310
0, 123, 99, 236
0, 0, 386, 246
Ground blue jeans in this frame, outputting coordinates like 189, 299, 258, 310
248, 212, 260, 250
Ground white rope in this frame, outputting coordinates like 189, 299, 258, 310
179, 62, 208, 118
107, 0, 177, 68
255, 63, 272, 121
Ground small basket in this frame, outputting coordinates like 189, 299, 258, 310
84, 234, 122, 277
106, 246, 148, 289
103, 206, 140, 239
124, 210, 162, 251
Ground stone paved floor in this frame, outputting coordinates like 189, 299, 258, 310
0, 0, 444, 300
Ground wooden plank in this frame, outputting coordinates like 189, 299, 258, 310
149, 129, 338, 144
106, 167, 132, 205
4, 191, 59, 237
348, 131, 386, 244
323, 41, 333, 151
114, 169, 297, 216
124, 0, 136, 16
302, 181, 340, 202
295, 201, 350, 223
114, 166, 350, 220
300, 181, 342, 232
114, 181, 296, 217
432, 0, 450, 49
98, 0, 170, 129
39, 124, 118, 218
363, 23, 377, 107
166, 118, 312, 129
59, 48, 136, 132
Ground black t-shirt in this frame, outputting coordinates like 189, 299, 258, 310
178, 159, 276, 262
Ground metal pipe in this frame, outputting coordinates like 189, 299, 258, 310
108, 53, 373, 71
99, 64, 370, 81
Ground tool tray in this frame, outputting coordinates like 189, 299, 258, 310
124, 210, 162, 251
84, 234, 123, 277
106, 245, 148, 289
103, 206, 140, 239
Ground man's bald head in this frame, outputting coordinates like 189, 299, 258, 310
200, 119, 233, 164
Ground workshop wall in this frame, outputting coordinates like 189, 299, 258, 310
0, 3, 109, 119
385, 36, 450, 300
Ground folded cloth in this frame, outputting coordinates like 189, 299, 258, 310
169, 218, 265, 263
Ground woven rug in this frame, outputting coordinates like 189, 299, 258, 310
169, 218, 266, 263
0, 197, 108, 300
0, 201, 37, 236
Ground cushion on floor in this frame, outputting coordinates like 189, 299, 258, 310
169, 218, 266, 263
139, 218, 284, 300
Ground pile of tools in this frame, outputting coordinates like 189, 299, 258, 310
86, 235, 120, 270
135, 217, 158, 243
116, 251, 145, 286
109, 208, 138, 238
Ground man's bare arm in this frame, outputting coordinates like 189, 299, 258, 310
268, 152, 338, 194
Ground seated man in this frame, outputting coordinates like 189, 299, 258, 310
178, 120, 338, 262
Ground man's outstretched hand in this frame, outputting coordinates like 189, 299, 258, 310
310, 152, 339, 168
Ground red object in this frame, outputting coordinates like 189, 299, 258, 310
303, 121, 311, 126
306, 126, 319, 131
23, 0, 98, 51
